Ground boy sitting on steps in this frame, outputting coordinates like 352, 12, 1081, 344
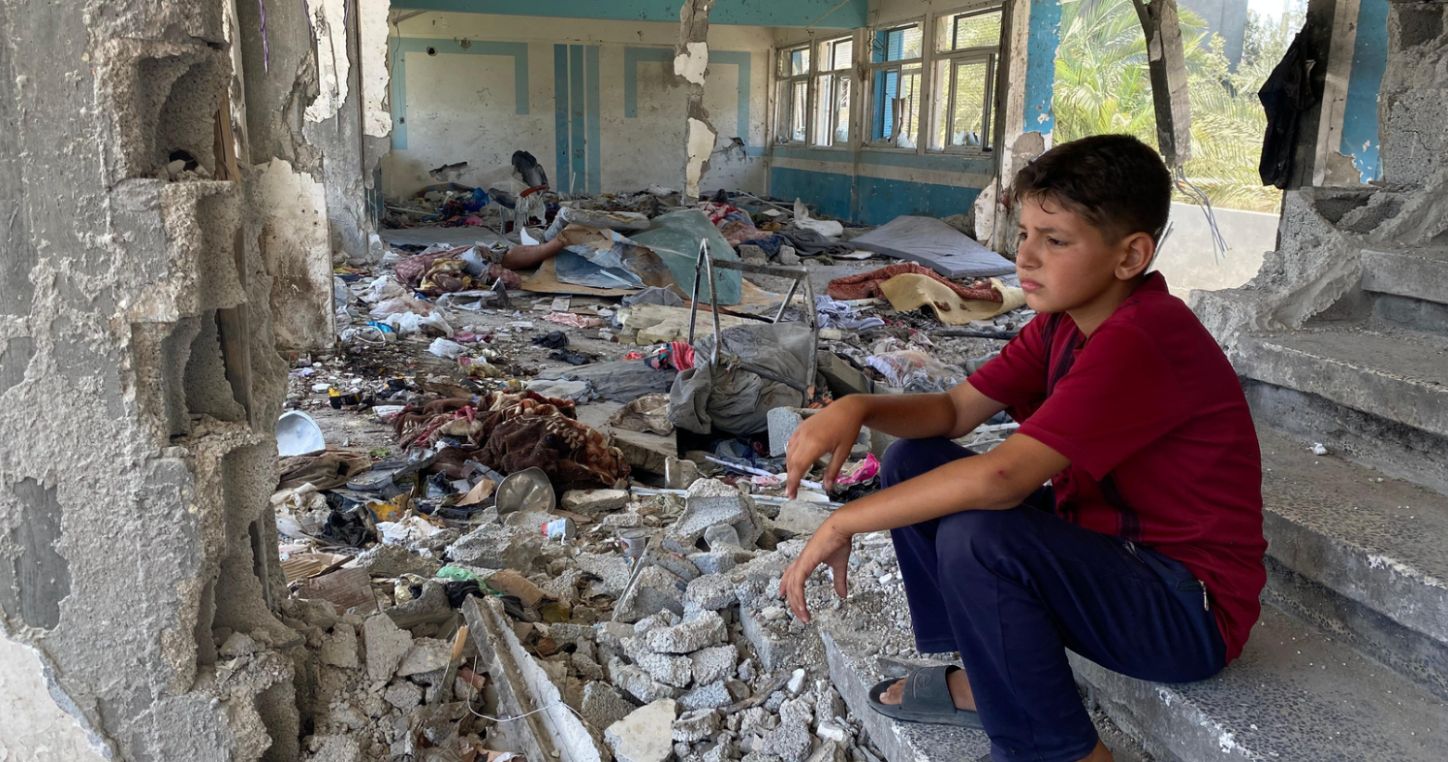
778, 134, 1267, 762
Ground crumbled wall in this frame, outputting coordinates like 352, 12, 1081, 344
1380, 0, 1448, 190
0, 1, 302, 759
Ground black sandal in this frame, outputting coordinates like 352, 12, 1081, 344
867, 665, 984, 729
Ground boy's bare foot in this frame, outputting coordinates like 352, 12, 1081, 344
876, 666, 976, 711
1080, 740, 1114, 761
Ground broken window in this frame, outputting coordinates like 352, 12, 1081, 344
929, 4, 1002, 152
774, 45, 812, 144
812, 36, 854, 147
868, 22, 924, 148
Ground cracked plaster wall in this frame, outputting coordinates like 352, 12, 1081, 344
0, 1, 323, 759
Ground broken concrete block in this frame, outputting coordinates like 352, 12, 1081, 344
767, 407, 808, 458
632, 610, 682, 635
350, 543, 443, 578
634, 651, 694, 688
689, 646, 739, 686
614, 565, 686, 623
771, 501, 832, 537
695, 736, 738, 762
765, 697, 815, 762
645, 611, 727, 655
608, 658, 678, 704
787, 668, 807, 695
219, 631, 258, 658
740, 605, 807, 672
572, 650, 606, 681
383, 680, 423, 710
673, 708, 721, 743
703, 523, 743, 551
650, 549, 703, 583
605, 698, 677, 762
815, 719, 848, 744
364, 614, 414, 683
678, 680, 732, 711
319, 625, 360, 669
582, 681, 638, 730
446, 524, 542, 571
688, 551, 742, 576
685, 575, 738, 611
677, 479, 762, 546
562, 488, 629, 515
396, 637, 450, 677
576, 552, 633, 597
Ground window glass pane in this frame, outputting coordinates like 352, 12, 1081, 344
813, 75, 832, 145
774, 80, 791, 142
950, 60, 989, 147
834, 76, 851, 143
790, 48, 810, 76
952, 10, 1002, 50
833, 39, 853, 70
875, 24, 921, 62
791, 80, 808, 142
896, 68, 921, 147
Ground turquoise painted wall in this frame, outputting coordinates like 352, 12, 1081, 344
391, 0, 867, 29
1341, 0, 1387, 183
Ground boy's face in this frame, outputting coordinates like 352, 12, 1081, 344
1015, 196, 1143, 315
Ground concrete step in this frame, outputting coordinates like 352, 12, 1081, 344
1361, 245, 1448, 306
1238, 325, 1448, 439
1258, 425, 1448, 697
814, 588, 1150, 762
1073, 605, 1448, 762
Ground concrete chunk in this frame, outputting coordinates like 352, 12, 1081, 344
676, 479, 762, 545
383, 680, 423, 710
614, 565, 686, 623
689, 645, 738, 686
664, 456, 701, 489
685, 575, 738, 611
672, 708, 720, 743
319, 624, 360, 669
771, 501, 832, 537
605, 699, 677, 762
608, 657, 678, 704
364, 614, 414, 683
446, 524, 542, 571
396, 637, 449, 677
562, 488, 629, 515
678, 680, 732, 711
634, 651, 694, 688
645, 611, 727, 654
582, 681, 638, 730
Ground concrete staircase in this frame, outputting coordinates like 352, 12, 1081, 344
1073, 241, 1448, 759
816, 239, 1448, 762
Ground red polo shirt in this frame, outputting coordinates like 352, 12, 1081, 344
968, 272, 1266, 662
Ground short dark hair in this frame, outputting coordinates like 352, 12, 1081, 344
1011, 134, 1171, 242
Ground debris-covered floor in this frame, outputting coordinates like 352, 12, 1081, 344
269, 186, 1144, 761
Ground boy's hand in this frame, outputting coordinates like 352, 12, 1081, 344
785, 396, 866, 497
778, 518, 852, 623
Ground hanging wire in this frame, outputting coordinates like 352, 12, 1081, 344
1172, 166, 1230, 263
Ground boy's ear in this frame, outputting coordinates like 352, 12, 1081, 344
1115, 232, 1156, 280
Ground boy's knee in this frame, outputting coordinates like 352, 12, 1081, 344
880, 438, 963, 488
934, 508, 1034, 571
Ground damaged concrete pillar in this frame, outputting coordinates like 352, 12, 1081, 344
0, 1, 299, 759
676, 0, 716, 204
232, 0, 392, 349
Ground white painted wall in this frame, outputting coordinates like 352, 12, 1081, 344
0, 638, 108, 761
382, 12, 773, 198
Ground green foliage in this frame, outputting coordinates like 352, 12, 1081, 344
1052, 0, 1302, 212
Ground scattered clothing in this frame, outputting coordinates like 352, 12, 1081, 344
828, 263, 1001, 303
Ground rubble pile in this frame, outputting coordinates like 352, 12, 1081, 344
269, 182, 1034, 760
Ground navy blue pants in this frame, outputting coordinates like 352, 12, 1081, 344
882, 438, 1226, 762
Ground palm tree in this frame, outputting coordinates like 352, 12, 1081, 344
1052, 0, 1298, 212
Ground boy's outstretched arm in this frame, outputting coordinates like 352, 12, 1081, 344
779, 432, 1068, 622
784, 383, 1008, 495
